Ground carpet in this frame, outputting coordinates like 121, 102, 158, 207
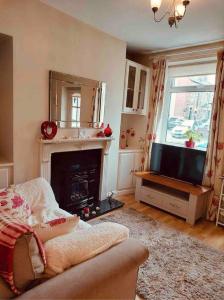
94, 208, 224, 300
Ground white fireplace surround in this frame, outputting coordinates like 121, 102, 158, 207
39, 137, 113, 201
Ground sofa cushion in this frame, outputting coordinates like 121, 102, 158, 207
44, 222, 129, 275
0, 187, 31, 222
15, 178, 58, 212
33, 216, 80, 242
15, 177, 91, 231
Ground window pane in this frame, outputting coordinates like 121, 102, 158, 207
126, 89, 134, 108
166, 92, 214, 150
137, 70, 147, 109
72, 97, 77, 106
128, 66, 136, 90
72, 96, 81, 107
72, 107, 78, 120
172, 74, 216, 87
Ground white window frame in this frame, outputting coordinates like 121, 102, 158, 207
158, 61, 216, 147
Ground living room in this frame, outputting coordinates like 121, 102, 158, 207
0, 0, 224, 299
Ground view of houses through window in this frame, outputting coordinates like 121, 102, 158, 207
162, 72, 216, 151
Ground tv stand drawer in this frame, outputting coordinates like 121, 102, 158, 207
140, 186, 188, 218
165, 198, 188, 218
141, 187, 162, 207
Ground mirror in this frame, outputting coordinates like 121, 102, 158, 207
49, 71, 106, 128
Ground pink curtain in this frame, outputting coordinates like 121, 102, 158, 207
203, 50, 224, 221
141, 58, 166, 170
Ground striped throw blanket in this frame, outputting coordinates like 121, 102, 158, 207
0, 217, 46, 295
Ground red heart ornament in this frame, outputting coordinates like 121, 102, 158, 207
41, 121, 57, 140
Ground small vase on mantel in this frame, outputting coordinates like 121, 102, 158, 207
104, 124, 113, 137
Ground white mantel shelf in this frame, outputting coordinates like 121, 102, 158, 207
39, 137, 114, 144
39, 137, 114, 157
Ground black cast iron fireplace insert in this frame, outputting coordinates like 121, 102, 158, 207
51, 149, 102, 214
51, 149, 124, 220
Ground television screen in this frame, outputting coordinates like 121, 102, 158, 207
150, 143, 206, 185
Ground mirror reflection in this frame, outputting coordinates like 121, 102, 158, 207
49, 71, 106, 128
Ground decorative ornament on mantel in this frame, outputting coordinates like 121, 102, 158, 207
96, 131, 105, 138
151, 0, 190, 28
41, 121, 57, 140
104, 124, 113, 137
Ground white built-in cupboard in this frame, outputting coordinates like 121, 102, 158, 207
117, 58, 150, 194
123, 59, 150, 115
117, 149, 143, 194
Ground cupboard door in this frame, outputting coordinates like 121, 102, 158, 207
123, 61, 138, 113
136, 68, 149, 115
123, 60, 150, 115
126, 65, 136, 108
117, 153, 135, 190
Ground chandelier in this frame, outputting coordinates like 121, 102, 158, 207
150, 0, 190, 28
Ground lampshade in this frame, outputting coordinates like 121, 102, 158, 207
151, 0, 162, 9
175, 4, 186, 17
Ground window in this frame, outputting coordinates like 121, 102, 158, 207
159, 61, 216, 151
71, 95, 81, 127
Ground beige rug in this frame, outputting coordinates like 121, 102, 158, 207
95, 208, 224, 300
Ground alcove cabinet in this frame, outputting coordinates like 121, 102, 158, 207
123, 59, 150, 115
117, 149, 143, 193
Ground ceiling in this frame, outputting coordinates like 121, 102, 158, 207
41, 0, 224, 53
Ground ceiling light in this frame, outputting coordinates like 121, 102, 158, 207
150, 0, 190, 28
151, 0, 162, 12
175, 4, 185, 19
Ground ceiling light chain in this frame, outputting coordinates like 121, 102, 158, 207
151, 0, 190, 28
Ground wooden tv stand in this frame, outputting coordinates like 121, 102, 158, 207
135, 172, 211, 225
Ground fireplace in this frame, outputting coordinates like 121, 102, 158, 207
40, 137, 123, 220
51, 149, 102, 214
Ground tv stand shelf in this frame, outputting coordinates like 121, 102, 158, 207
135, 172, 211, 225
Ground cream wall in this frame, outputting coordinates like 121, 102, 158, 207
121, 114, 147, 149
0, 0, 126, 193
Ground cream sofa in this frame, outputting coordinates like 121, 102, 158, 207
0, 178, 149, 299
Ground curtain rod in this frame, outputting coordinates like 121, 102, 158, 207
165, 46, 223, 58
148, 44, 224, 60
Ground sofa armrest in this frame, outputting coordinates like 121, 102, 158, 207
16, 239, 149, 300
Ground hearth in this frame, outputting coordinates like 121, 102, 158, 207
51, 149, 102, 214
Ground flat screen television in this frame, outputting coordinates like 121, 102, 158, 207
150, 143, 206, 185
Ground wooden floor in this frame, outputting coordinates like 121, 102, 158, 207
115, 193, 224, 251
